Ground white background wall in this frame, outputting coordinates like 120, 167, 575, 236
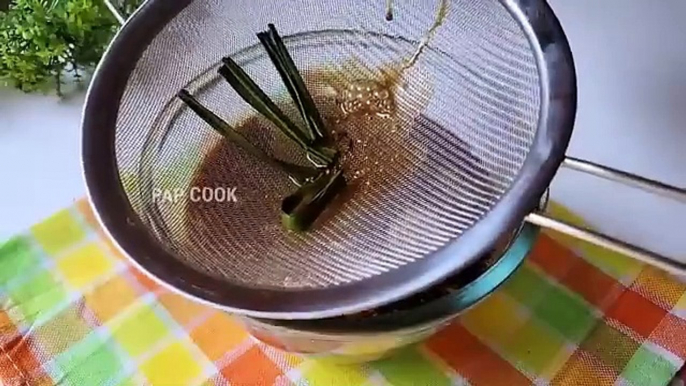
0, 0, 684, 262
547, 0, 686, 261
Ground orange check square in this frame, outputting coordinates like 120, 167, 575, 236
221, 346, 283, 386
562, 259, 622, 310
650, 314, 686, 357
529, 234, 577, 278
128, 267, 161, 293
426, 323, 531, 386
190, 312, 248, 361
0, 310, 15, 338
552, 350, 617, 386
158, 292, 210, 327
0, 335, 44, 380
631, 268, 686, 310
75, 199, 99, 230
85, 275, 139, 323
606, 289, 667, 338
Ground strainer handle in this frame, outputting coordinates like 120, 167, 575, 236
525, 157, 686, 276
103, 0, 126, 25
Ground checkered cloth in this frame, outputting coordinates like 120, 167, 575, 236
1, 198, 685, 386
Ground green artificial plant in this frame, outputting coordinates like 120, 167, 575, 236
0, 0, 142, 96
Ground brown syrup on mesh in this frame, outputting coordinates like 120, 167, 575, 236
181, 68, 429, 285
181, 60, 494, 290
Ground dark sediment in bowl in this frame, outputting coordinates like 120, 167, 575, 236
253, 224, 538, 333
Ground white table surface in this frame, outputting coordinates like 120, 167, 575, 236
0, 90, 85, 238
0, 0, 684, 263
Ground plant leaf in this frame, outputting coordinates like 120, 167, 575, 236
0, 0, 145, 96
260, 24, 329, 143
177, 89, 318, 185
256, 31, 315, 143
219, 57, 336, 166
218, 58, 309, 148
281, 169, 346, 232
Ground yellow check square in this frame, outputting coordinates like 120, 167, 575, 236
31, 209, 85, 255
57, 243, 114, 289
141, 342, 202, 385
112, 305, 168, 357
303, 361, 370, 386
676, 293, 686, 312
461, 291, 526, 346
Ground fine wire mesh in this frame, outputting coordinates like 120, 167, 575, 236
114, 0, 542, 290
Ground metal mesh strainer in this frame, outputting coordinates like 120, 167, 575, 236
84, 0, 686, 319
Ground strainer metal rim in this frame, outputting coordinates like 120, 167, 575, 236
81, 0, 576, 320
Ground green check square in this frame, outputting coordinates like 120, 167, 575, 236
622, 346, 677, 386
116, 377, 138, 386
10, 270, 67, 323
373, 348, 451, 386
506, 265, 596, 342
31, 209, 85, 255
112, 305, 169, 357
0, 236, 39, 285
534, 284, 596, 342
502, 264, 549, 305
56, 333, 123, 386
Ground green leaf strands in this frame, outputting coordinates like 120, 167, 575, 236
256, 31, 317, 143
183, 23, 347, 232
218, 58, 310, 148
257, 24, 329, 143
177, 89, 318, 186
217, 58, 335, 167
